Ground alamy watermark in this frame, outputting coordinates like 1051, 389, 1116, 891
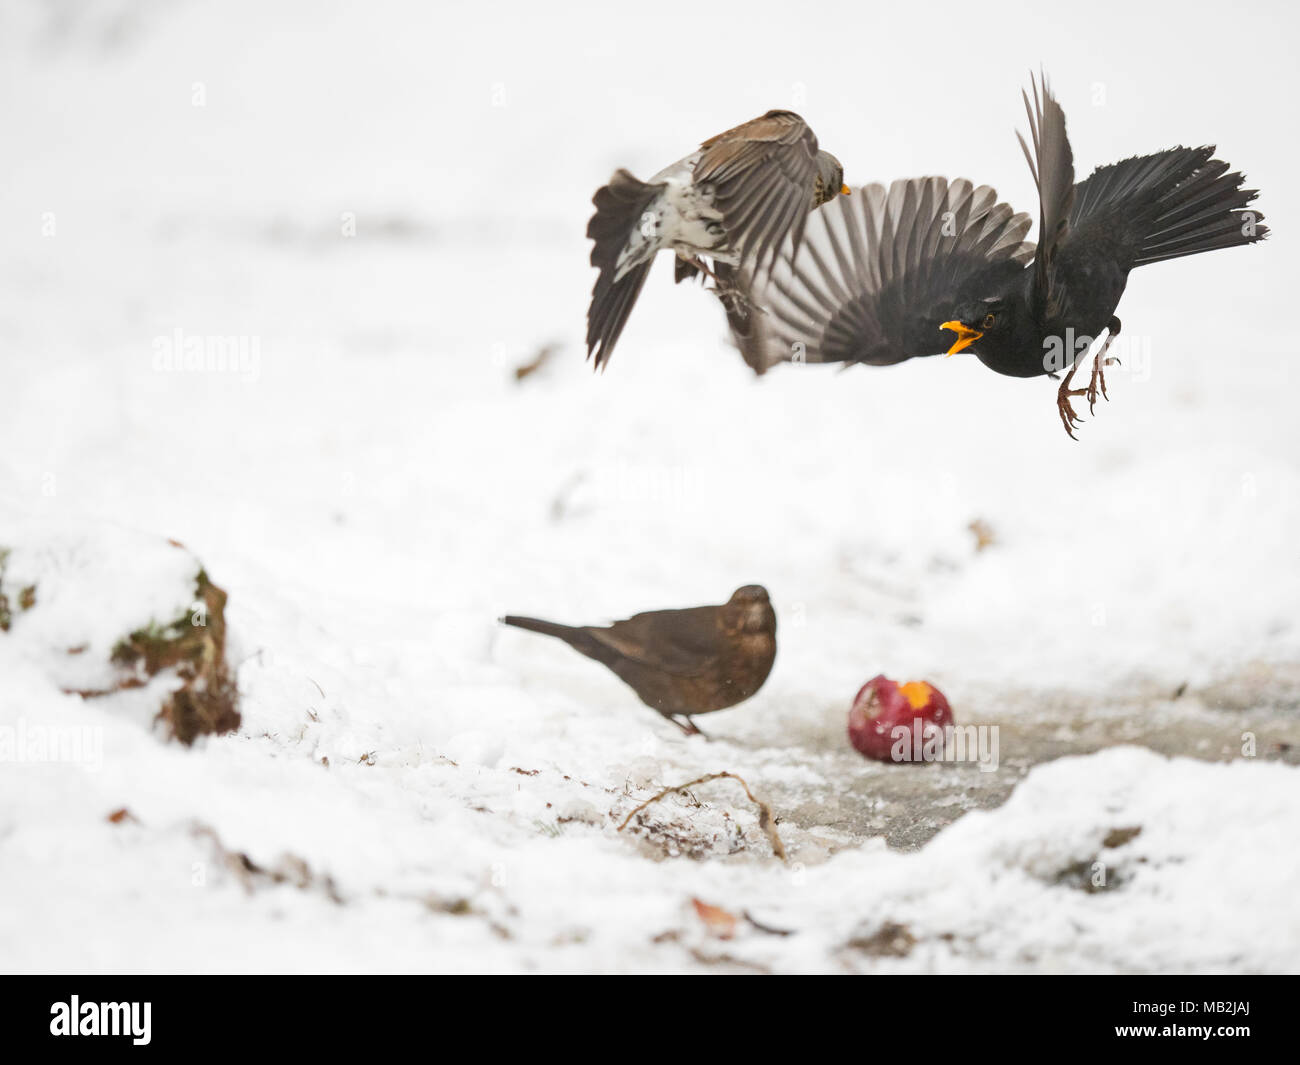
0, 719, 102, 771
152, 328, 261, 383
889, 720, 1000, 772
1042, 329, 1151, 382
50, 996, 150, 1045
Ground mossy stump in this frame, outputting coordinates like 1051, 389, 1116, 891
110, 569, 241, 744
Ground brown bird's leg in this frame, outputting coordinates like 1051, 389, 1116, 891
1085, 317, 1122, 414
667, 714, 709, 738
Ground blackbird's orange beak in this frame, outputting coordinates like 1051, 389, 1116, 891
940, 320, 982, 357
840, 184, 851, 195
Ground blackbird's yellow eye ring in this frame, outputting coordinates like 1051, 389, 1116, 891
982, 313, 996, 329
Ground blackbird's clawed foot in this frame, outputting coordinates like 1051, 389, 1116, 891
1056, 365, 1088, 440
1087, 317, 1123, 416
1057, 317, 1122, 438
1085, 354, 1113, 414
1085, 341, 1122, 415
1086, 315, 1128, 416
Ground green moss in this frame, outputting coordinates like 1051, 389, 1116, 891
110, 569, 240, 745
0, 543, 237, 745
0, 548, 35, 633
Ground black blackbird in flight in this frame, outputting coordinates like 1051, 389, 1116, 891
726, 75, 1267, 437
940, 73, 1267, 436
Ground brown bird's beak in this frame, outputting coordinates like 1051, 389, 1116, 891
840, 184, 851, 196
940, 320, 982, 357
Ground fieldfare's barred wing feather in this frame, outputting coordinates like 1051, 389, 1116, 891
727, 177, 1034, 373
1017, 72, 1075, 319
694, 110, 820, 277
585, 169, 667, 369
586, 261, 652, 371
587, 606, 722, 678
1069, 146, 1268, 267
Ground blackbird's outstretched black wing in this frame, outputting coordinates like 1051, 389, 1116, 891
1068, 146, 1268, 268
724, 177, 1034, 373
1017, 72, 1075, 320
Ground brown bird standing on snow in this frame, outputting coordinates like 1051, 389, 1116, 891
586, 110, 847, 368
501, 586, 777, 736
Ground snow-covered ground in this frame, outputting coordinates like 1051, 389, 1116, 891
1, 0, 1298, 973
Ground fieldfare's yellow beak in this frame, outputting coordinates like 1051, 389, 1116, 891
840, 184, 851, 196
940, 320, 982, 357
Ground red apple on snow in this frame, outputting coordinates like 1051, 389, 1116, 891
847, 674, 953, 763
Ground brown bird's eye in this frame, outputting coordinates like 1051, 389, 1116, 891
982, 313, 996, 329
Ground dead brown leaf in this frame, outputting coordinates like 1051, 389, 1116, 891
691, 898, 738, 940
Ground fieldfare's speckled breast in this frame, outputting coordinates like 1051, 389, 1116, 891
585, 110, 846, 368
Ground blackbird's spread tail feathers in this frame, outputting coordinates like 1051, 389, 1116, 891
586, 169, 664, 369
1071, 146, 1268, 267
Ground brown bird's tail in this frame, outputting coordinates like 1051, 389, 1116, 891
500, 615, 616, 666
500, 615, 579, 640
586, 169, 664, 369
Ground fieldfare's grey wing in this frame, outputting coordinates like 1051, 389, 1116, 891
586, 168, 667, 369
585, 605, 723, 678
726, 177, 1035, 373
693, 110, 820, 276
1017, 72, 1075, 320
